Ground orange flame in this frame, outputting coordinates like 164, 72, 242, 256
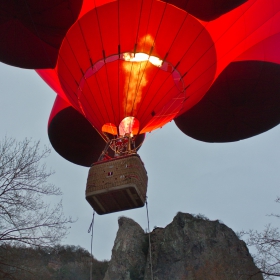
122, 35, 162, 117
123, 60, 148, 116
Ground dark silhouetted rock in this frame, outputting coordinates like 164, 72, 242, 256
104, 212, 263, 280
103, 217, 147, 280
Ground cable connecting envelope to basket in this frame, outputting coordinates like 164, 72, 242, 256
88, 211, 95, 280
146, 199, 154, 280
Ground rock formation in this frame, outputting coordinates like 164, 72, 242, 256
104, 212, 263, 280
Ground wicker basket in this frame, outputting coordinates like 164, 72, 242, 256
85, 154, 148, 214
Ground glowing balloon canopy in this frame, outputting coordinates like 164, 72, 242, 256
1, 0, 280, 166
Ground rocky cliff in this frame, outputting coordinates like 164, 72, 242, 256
104, 212, 263, 280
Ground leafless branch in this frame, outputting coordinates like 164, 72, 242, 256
0, 137, 74, 278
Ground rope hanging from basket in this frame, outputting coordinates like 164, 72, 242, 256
88, 210, 95, 280
145, 200, 154, 280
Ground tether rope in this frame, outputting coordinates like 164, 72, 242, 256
88, 210, 95, 280
146, 200, 154, 280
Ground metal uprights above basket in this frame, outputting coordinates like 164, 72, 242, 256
98, 134, 137, 161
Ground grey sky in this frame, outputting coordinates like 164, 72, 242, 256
0, 62, 279, 261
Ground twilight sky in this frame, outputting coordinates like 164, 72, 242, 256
0, 62, 279, 261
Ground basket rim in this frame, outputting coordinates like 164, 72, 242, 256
91, 153, 141, 167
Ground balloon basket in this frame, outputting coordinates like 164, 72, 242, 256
85, 154, 148, 215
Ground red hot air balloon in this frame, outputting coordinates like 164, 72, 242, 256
38, 0, 217, 137
1, 0, 280, 213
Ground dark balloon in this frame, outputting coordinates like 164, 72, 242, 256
48, 97, 145, 167
174, 61, 280, 142
0, 0, 83, 68
164, 0, 247, 21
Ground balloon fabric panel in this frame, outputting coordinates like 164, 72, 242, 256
235, 33, 280, 64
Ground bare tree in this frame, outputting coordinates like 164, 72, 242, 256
0, 137, 74, 278
241, 198, 280, 279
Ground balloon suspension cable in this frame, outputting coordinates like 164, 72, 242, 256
146, 199, 154, 280
134, 135, 145, 151
98, 140, 112, 161
98, 134, 137, 161
88, 210, 95, 280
